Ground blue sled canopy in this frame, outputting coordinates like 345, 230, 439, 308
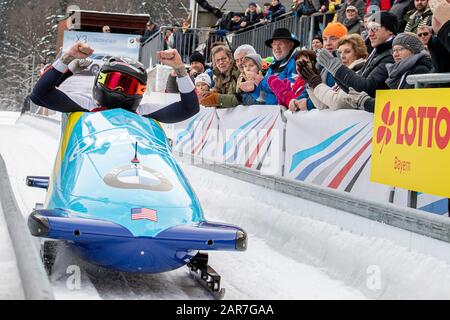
28, 109, 246, 273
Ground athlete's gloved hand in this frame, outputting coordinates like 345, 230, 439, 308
199, 92, 220, 107
68, 59, 93, 74
317, 49, 342, 76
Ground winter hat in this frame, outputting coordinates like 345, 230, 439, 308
243, 53, 263, 70
393, 32, 425, 54
322, 23, 348, 39
265, 28, 301, 48
248, 2, 257, 7
195, 73, 212, 88
346, 5, 357, 11
368, 11, 399, 35
189, 51, 205, 67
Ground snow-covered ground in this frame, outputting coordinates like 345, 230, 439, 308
2, 111, 450, 300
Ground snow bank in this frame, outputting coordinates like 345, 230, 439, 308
181, 163, 450, 299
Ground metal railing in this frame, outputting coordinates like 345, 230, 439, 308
229, 11, 333, 57
139, 11, 336, 68
139, 31, 165, 69
406, 73, 450, 88
140, 26, 227, 68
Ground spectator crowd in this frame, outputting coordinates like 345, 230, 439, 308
163, 0, 449, 114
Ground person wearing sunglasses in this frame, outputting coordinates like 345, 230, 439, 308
346, 32, 433, 112
317, 11, 398, 99
30, 42, 199, 123
416, 25, 432, 49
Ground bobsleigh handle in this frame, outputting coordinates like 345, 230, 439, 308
26, 176, 49, 189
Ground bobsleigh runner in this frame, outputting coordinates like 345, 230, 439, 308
26, 109, 247, 299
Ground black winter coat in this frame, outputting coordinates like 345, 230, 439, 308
140, 25, 159, 43
428, 20, 450, 73
343, 18, 362, 34
244, 11, 263, 26
361, 53, 434, 113
334, 39, 394, 97
386, 53, 434, 89
270, 3, 286, 19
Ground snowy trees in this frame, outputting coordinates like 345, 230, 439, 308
0, 0, 189, 111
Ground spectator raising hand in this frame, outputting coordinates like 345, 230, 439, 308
199, 92, 220, 107
297, 61, 322, 89
429, 0, 450, 33
240, 81, 256, 92
427, 0, 450, 72
244, 70, 264, 84
288, 98, 307, 112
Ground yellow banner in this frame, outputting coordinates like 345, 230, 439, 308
371, 88, 450, 198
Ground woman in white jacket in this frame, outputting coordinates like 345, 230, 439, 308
301, 34, 368, 110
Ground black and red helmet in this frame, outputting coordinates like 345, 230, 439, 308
93, 57, 148, 112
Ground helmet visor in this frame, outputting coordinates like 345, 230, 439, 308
98, 71, 147, 95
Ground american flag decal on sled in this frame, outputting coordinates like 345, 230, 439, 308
131, 208, 158, 222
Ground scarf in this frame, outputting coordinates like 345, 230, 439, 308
385, 51, 428, 89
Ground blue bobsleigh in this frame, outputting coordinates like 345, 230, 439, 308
27, 109, 247, 298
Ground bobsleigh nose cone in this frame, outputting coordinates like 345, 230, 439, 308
28, 211, 50, 237
236, 230, 248, 251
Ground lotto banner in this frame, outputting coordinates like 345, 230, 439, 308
371, 88, 450, 198
216, 105, 285, 176
284, 109, 390, 202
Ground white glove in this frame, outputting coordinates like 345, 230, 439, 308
68, 58, 93, 74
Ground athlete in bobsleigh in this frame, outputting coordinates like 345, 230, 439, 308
28, 42, 247, 299
31, 42, 198, 120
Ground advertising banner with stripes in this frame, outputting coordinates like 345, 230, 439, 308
168, 107, 219, 161
216, 105, 285, 176
284, 109, 391, 202
393, 188, 448, 216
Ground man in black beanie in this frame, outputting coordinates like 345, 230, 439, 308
188, 51, 206, 78
317, 11, 399, 98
